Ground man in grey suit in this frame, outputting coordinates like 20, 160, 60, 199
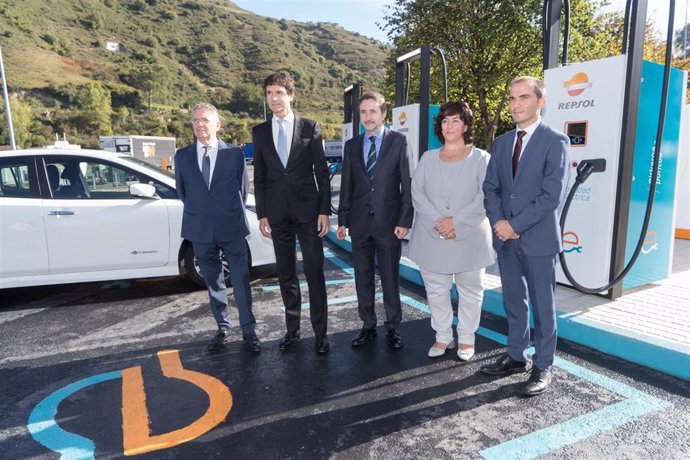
336, 91, 413, 350
175, 103, 260, 353
481, 77, 569, 396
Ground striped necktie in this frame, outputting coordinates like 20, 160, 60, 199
366, 136, 377, 180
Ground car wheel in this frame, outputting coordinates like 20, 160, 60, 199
182, 243, 251, 288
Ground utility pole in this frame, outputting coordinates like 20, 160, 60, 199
0, 46, 16, 150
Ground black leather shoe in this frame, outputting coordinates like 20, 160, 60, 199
351, 327, 377, 347
242, 332, 261, 353
522, 367, 552, 396
279, 331, 300, 351
479, 354, 530, 376
386, 329, 404, 350
315, 335, 330, 354
207, 331, 229, 352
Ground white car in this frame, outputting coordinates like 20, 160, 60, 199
0, 148, 275, 289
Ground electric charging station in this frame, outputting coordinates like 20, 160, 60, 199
541, 0, 688, 298
342, 81, 363, 146
391, 45, 447, 170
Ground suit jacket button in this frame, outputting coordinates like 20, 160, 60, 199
510, 193, 516, 199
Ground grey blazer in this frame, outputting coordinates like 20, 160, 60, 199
482, 122, 570, 256
409, 147, 494, 274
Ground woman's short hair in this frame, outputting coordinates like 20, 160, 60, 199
433, 100, 475, 145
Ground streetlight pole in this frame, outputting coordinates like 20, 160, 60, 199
0, 46, 16, 150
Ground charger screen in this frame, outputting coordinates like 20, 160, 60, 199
565, 121, 587, 147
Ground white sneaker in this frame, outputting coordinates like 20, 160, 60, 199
428, 340, 456, 358
457, 346, 475, 361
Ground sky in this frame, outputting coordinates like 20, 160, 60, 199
233, 0, 689, 44
233, 0, 394, 43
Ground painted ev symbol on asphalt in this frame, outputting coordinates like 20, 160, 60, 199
28, 350, 232, 459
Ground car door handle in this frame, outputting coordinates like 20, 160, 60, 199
47, 210, 76, 216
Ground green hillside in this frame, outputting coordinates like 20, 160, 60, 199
0, 0, 389, 147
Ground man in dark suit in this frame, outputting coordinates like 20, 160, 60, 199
252, 71, 331, 354
336, 91, 412, 350
175, 103, 260, 353
481, 77, 570, 396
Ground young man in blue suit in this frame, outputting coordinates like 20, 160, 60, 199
481, 77, 570, 396
175, 103, 260, 353
336, 91, 412, 350
252, 71, 331, 354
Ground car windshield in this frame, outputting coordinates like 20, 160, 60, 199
119, 156, 175, 179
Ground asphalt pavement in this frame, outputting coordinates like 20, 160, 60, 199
1, 240, 689, 459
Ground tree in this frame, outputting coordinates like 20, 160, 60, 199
125, 63, 169, 110
675, 23, 690, 58
227, 83, 265, 118
0, 98, 34, 148
72, 82, 113, 136
381, 0, 626, 150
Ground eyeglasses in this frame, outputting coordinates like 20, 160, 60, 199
192, 118, 214, 125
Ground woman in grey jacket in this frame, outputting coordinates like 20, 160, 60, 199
409, 101, 495, 361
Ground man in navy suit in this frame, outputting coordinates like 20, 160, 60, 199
481, 77, 570, 396
336, 91, 412, 350
175, 103, 260, 353
252, 71, 331, 354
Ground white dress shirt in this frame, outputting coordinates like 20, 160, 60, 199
197, 139, 219, 183
513, 117, 541, 160
272, 111, 295, 158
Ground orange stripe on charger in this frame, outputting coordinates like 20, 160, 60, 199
121, 349, 232, 456
675, 228, 690, 239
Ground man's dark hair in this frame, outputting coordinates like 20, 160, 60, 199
434, 100, 475, 145
359, 91, 387, 113
263, 71, 296, 95
512, 76, 546, 99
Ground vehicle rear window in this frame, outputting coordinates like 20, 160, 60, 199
0, 157, 39, 198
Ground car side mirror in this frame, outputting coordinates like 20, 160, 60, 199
129, 183, 158, 199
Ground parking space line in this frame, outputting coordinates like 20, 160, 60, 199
321, 246, 671, 459
260, 278, 352, 292
260, 249, 354, 293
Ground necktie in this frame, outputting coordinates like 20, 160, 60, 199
201, 145, 211, 189
277, 119, 289, 167
366, 136, 377, 180
512, 130, 526, 178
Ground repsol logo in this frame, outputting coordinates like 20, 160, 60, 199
557, 100, 596, 110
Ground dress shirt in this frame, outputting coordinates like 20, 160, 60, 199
362, 127, 384, 164
512, 117, 541, 161
197, 139, 219, 182
272, 111, 295, 158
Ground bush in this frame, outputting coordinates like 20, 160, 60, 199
41, 33, 56, 45
128, 0, 146, 12
161, 10, 177, 20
